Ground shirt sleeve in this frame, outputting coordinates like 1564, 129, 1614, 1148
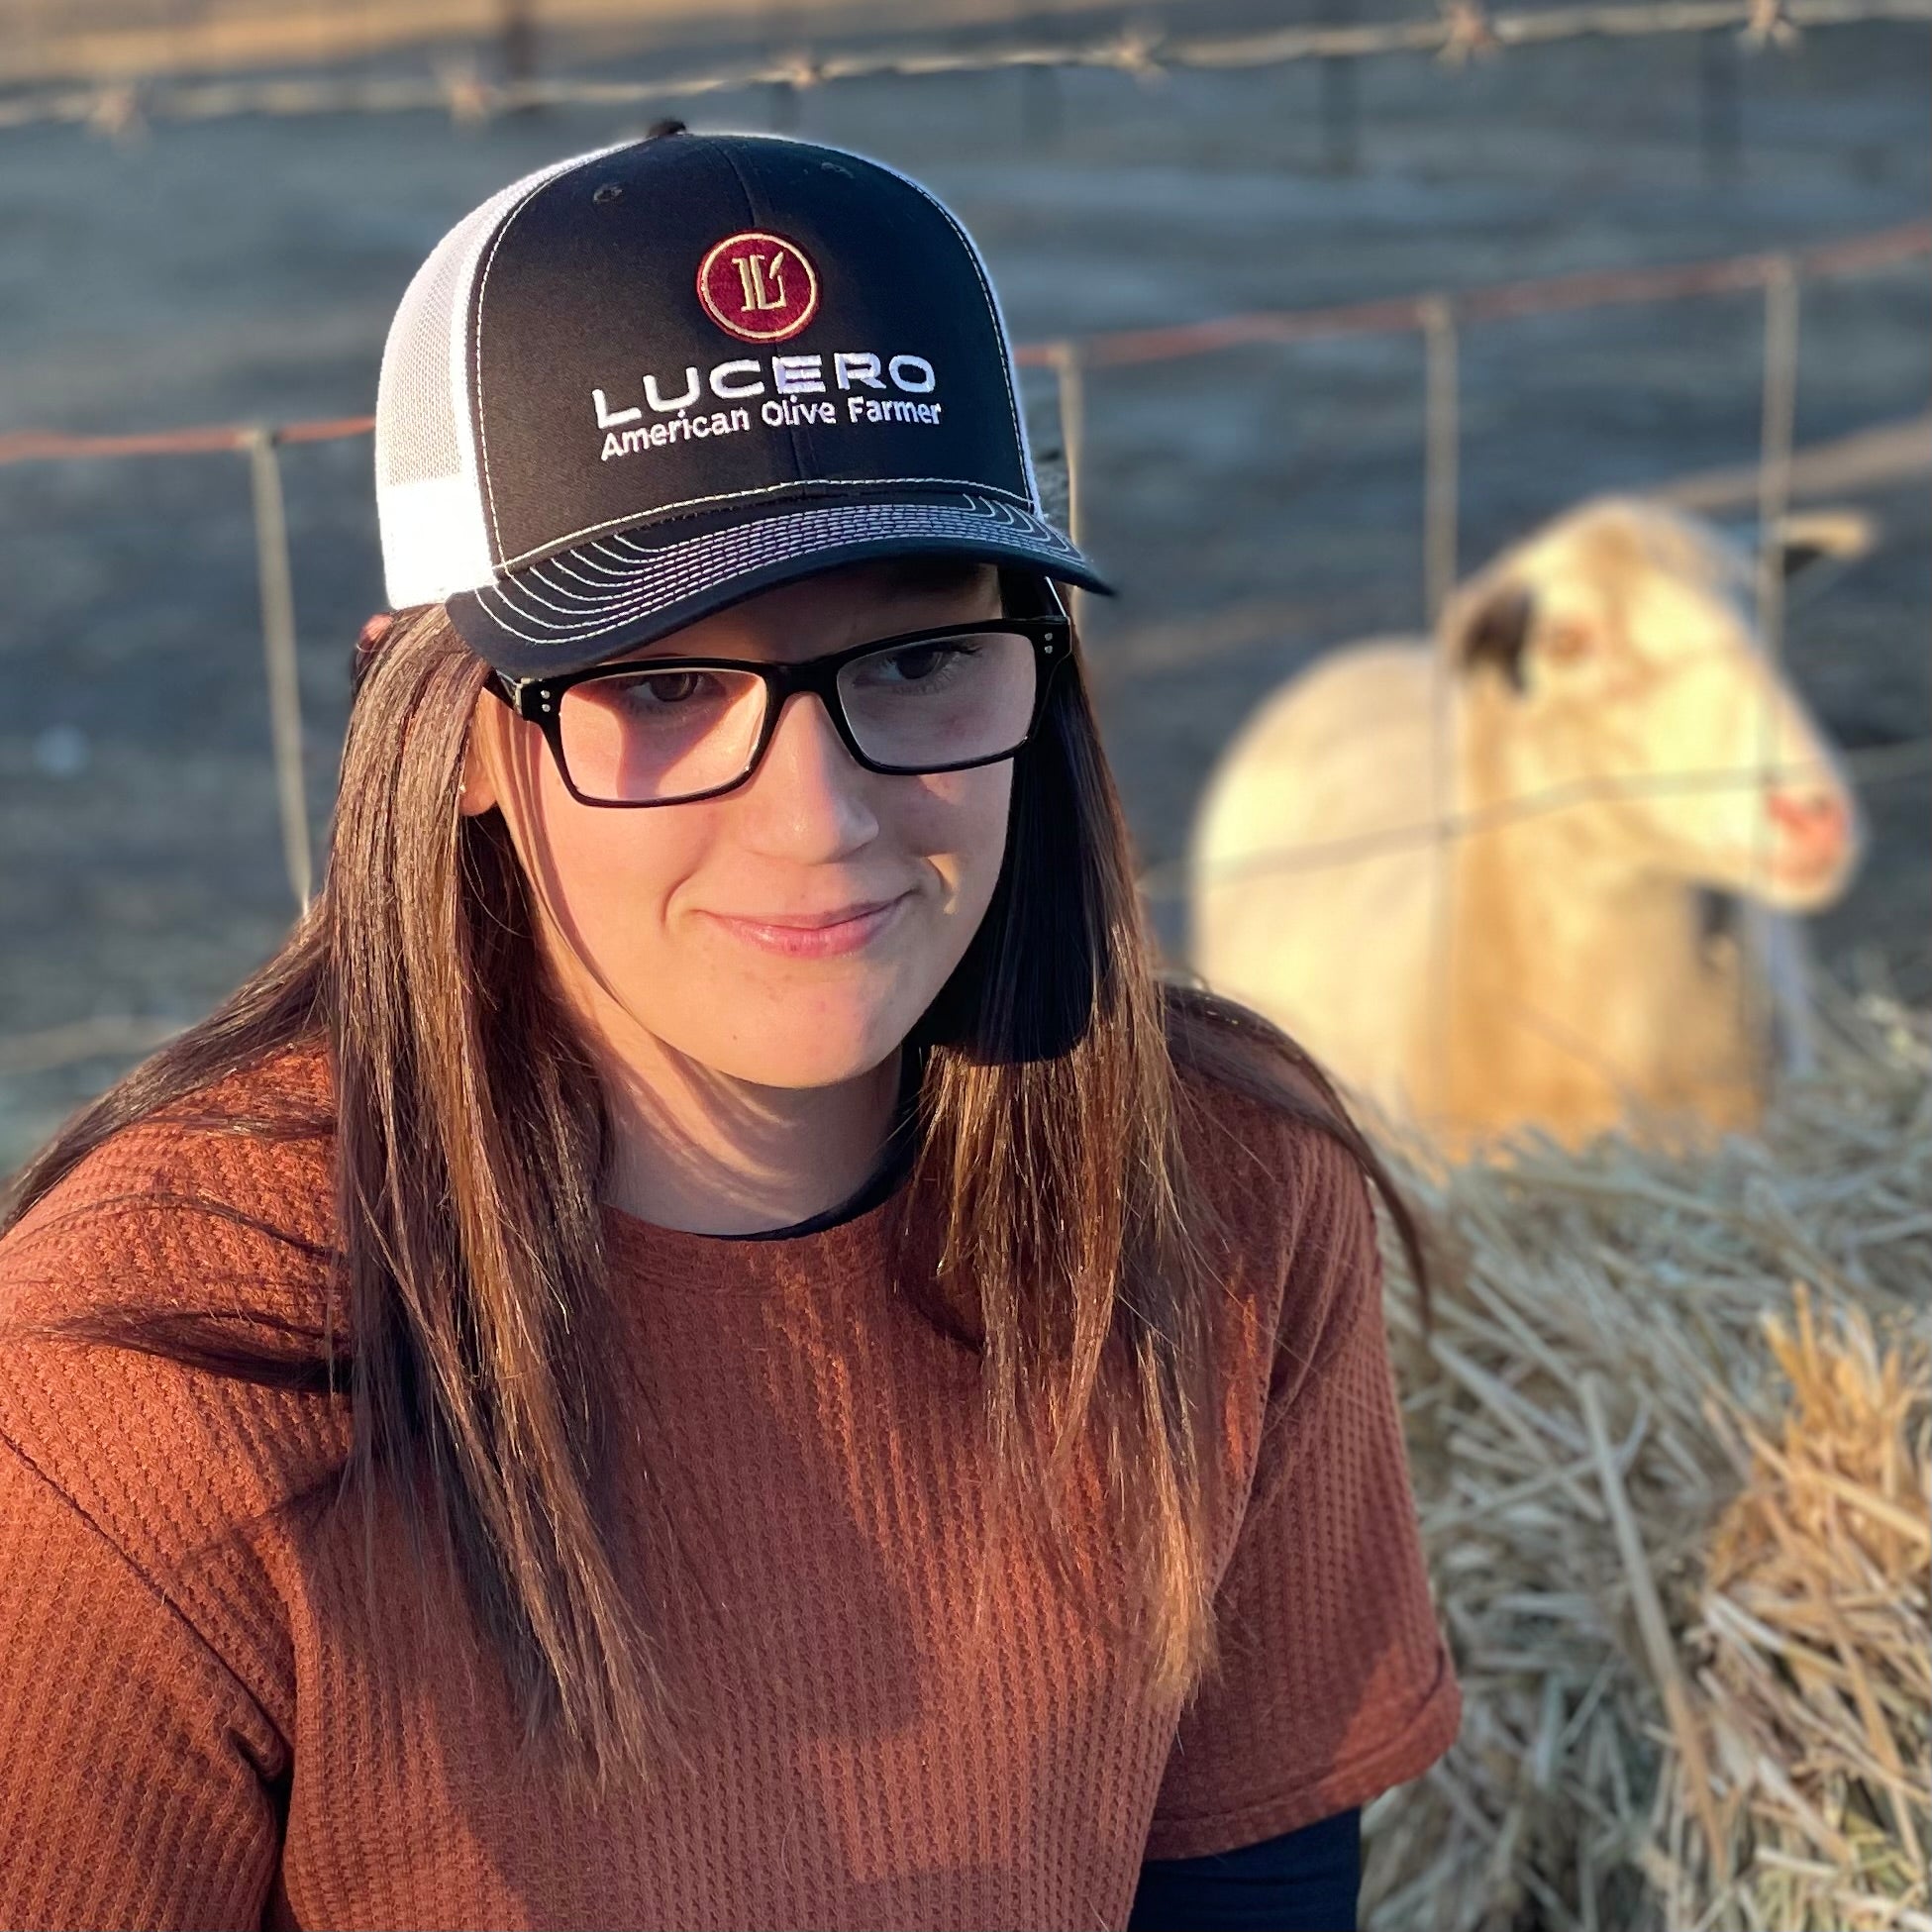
1141, 1129, 1461, 1862
0, 1435, 285, 1930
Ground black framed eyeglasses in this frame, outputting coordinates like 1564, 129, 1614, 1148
484, 615, 1071, 807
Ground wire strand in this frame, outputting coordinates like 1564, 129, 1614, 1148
2, 0, 1928, 135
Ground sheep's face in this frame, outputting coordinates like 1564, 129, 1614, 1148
1449, 506, 1862, 912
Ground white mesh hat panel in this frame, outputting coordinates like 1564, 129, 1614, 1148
374, 144, 622, 609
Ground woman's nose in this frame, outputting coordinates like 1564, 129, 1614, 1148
738, 689, 880, 858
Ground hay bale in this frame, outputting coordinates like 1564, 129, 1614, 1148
1687, 1287, 1929, 1928
1364, 990, 1931, 1932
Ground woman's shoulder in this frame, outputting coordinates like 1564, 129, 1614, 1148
1160, 999, 1397, 1589
1, 1038, 339, 1306
1165, 990, 1390, 1420
0, 1040, 347, 1712
1167, 991, 1378, 1264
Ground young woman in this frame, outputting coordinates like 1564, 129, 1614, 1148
0, 128, 1459, 1930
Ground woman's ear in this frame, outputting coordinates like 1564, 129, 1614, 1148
458, 690, 502, 818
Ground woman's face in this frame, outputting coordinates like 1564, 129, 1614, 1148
460, 558, 1012, 1088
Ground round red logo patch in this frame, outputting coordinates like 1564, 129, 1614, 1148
695, 231, 820, 344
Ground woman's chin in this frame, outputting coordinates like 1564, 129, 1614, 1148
688, 1012, 918, 1091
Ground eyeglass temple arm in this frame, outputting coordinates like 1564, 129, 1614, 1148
486, 671, 547, 718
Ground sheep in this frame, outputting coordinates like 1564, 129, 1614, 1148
1186, 496, 1865, 1155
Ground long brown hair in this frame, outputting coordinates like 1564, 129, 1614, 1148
2, 576, 1428, 1786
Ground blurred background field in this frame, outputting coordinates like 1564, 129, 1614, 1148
2, 7, 1928, 1926
2, 0, 1927, 1169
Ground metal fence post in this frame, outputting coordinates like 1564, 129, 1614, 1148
1048, 340, 1087, 628
245, 426, 313, 913
1419, 293, 1463, 1125
1756, 256, 1799, 676
1319, 0, 1361, 173
1421, 293, 1461, 629
499, 0, 538, 97
1698, 27, 1743, 180
1748, 255, 1809, 1074
1021, 61, 1063, 152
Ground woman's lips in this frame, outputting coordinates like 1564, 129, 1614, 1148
703, 892, 913, 959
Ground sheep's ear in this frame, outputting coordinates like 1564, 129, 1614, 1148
1776, 508, 1878, 582
1711, 507, 1879, 582
1453, 582, 1536, 692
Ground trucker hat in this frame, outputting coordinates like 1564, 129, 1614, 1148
372, 122, 1112, 677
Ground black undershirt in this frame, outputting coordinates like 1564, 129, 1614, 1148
1128, 1809, 1362, 1931
690, 1051, 1364, 1930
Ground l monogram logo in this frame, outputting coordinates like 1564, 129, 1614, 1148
734, 252, 787, 312
697, 232, 820, 343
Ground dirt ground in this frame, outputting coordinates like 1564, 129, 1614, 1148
1, 5, 1926, 1168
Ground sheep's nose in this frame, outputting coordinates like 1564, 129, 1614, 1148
1767, 786, 1851, 864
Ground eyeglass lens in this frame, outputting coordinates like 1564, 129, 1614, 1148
555, 627, 1039, 804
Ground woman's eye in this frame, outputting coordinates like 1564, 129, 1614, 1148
873, 640, 976, 683
628, 670, 714, 706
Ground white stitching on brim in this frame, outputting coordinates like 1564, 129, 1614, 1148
492, 473, 1042, 573
476, 501, 1083, 641
470, 497, 1085, 647
500, 498, 1075, 621
524, 494, 1067, 611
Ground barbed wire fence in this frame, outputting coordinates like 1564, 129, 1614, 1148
3, 0, 1930, 138
0, 12, 1927, 1087
8, 218, 1921, 894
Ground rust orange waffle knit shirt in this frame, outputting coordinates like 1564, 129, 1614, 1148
0, 1045, 1459, 1929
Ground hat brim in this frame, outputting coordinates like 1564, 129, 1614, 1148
445, 489, 1112, 679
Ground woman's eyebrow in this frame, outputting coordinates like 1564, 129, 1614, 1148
596, 636, 748, 664
589, 585, 1000, 670
596, 620, 928, 668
